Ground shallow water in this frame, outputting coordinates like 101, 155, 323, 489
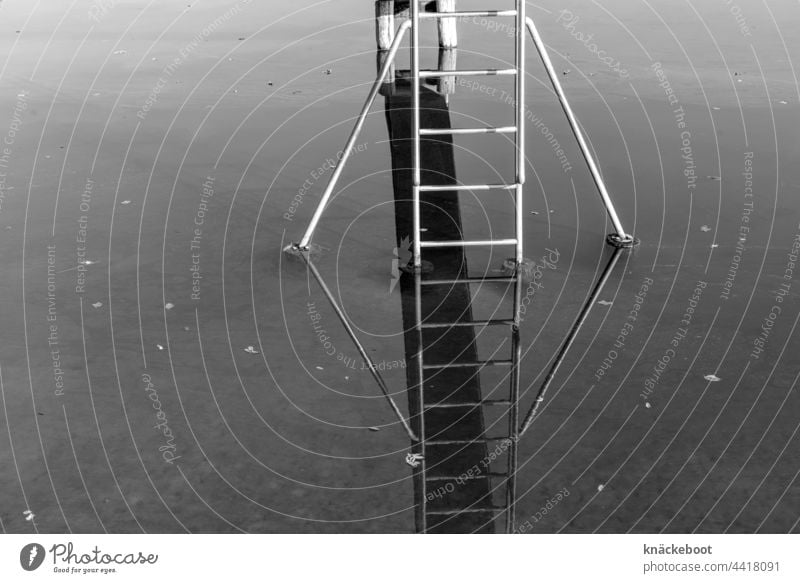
0, 0, 798, 533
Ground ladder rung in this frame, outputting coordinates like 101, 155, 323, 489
420, 126, 517, 136
420, 239, 517, 248
419, 184, 517, 192
419, 10, 517, 19
426, 472, 507, 481
426, 437, 511, 446
421, 276, 515, 285
421, 319, 514, 328
424, 400, 512, 409
423, 360, 513, 370
427, 507, 505, 515
419, 68, 517, 78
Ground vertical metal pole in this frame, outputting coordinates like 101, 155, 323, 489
515, 0, 526, 265
411, 1, 422, 268
524, 17, 630, 241
414, 270, 427, 532
506, 271, 522, 533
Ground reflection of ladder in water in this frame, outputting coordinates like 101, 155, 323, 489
413, 268, 522, 533
406, 1, 526, 534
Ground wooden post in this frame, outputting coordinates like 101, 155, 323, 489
436, 0, 457, 48
375, 1, 395, 50
437, 48, 457, 98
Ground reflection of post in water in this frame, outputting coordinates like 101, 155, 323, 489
382, 53, 520, 533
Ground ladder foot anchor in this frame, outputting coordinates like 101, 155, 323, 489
400, 259, 435, 274
606, 233, 639, 249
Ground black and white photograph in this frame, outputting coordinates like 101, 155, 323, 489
0, 0, 798, 580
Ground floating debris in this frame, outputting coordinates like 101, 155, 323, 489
344, 375, 349, 380
779, 100, 788, 105
597, 300, 613, 306
243, 346, 259, 354
711, 244, 719, 248
562, 69, 571, 76
405, 453, 424, 468
704, 374, 721, 382
368, 427, 380, 432
121, 200, 131, 205
712, 106, 720, 110
81, 259, 96, 265
700, 225, 711, 232
23, 509, 35, 522
323, 69, 332, 75
156, 344, 164, 351
91, 301, 103, 309
113, 49, 126, 55
707, 176, 721, 181
597, 484, 605, 492
165, 302, 175, 310
645, 401, 652, 409
183, 326, 190, 332
267, 81, 273, 86
530, 211, 539, 215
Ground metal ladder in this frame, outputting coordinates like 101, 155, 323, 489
293, 2, 634, 256
411, 2, 526, 268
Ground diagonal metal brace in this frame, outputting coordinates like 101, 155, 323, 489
525, 17, 635, 247
294, 20, 412, 251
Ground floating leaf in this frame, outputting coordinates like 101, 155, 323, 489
121, 200, 131, 205
597, 484, 605, 492
700, 225, 711, 232
704, 374, 721, 382
645, 401, 652, 409
368, 427, 380, 432
165, 302, 174, 310
156, 344, 164, 351
597, 300, 613, 306
405, 453, 424, 468
315, 366, 323, 370
707, 176, 721, 181
92, 301, 103, 308
243, 346, 259, 354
